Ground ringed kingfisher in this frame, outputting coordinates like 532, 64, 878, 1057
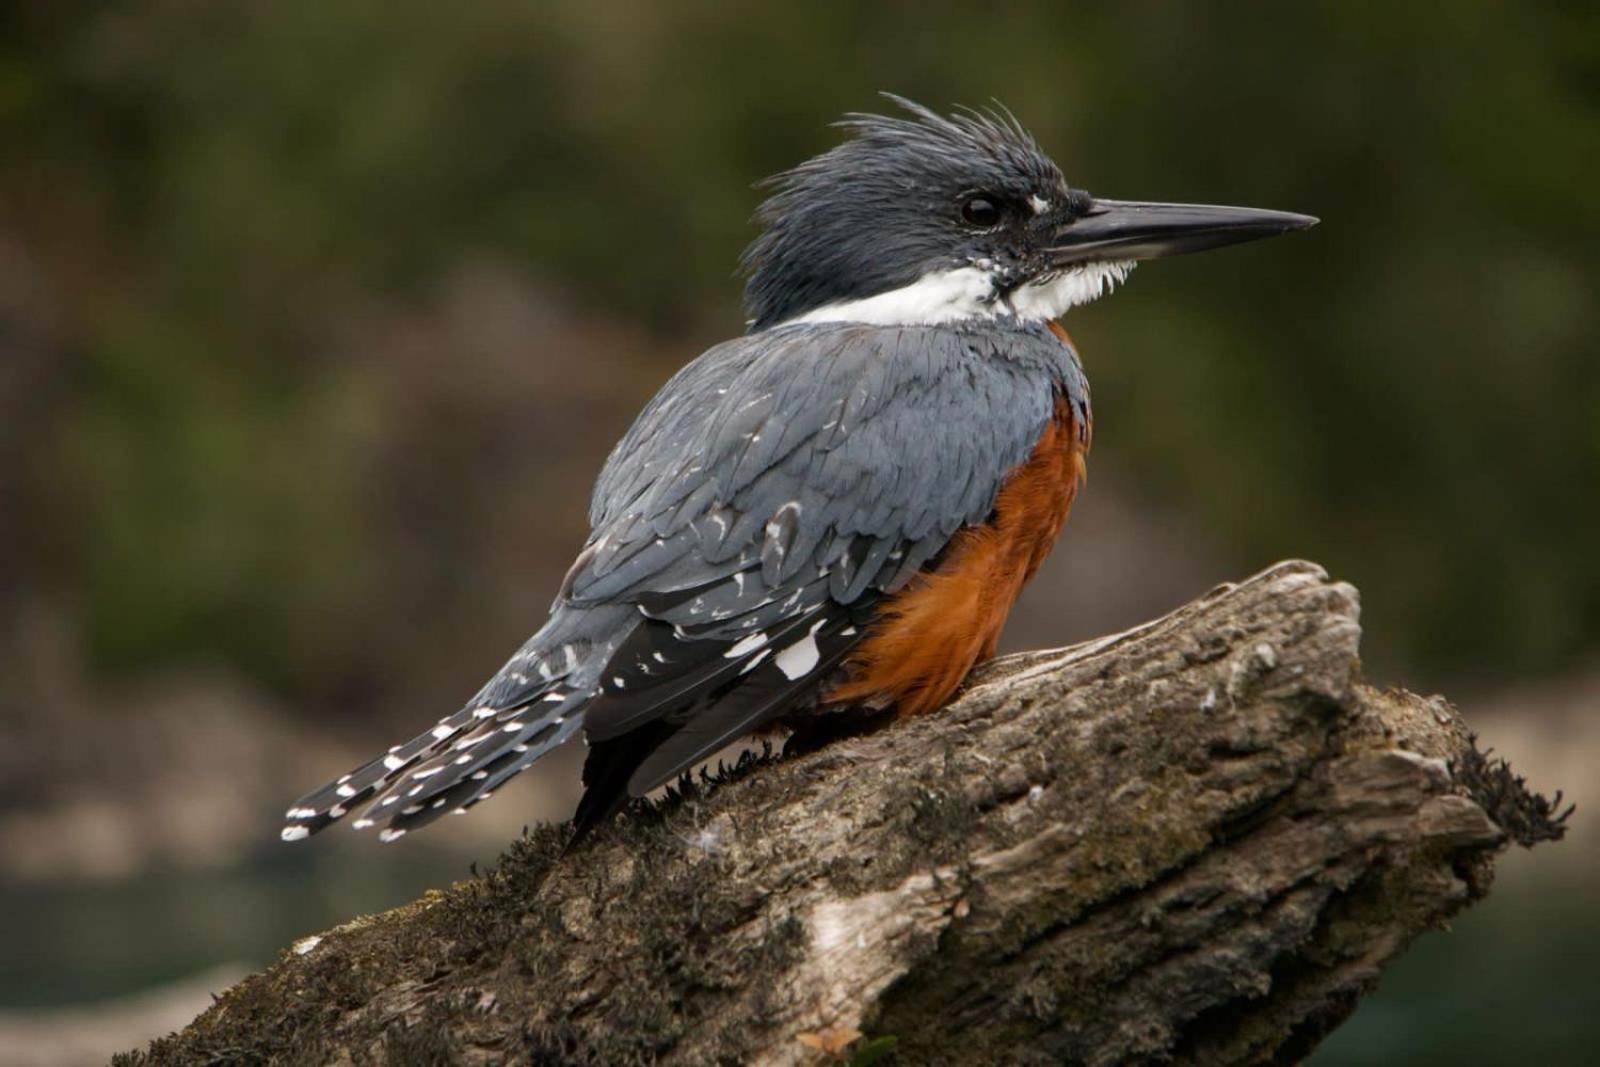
282, 97, 1314, 845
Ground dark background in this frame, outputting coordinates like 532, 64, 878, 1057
0, 3, 1594, 1063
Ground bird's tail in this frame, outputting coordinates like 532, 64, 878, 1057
280, 683, 587, 843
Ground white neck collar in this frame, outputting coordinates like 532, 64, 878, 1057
777, 260, 1134, 328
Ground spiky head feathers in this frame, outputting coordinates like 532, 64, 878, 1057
741, 97, 1079, 331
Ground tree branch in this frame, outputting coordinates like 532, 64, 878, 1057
118, 561, 1568, 1066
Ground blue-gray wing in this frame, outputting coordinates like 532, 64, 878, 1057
566, 320, 1083, 795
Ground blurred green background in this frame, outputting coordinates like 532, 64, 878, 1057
0, 2, 1593, 1064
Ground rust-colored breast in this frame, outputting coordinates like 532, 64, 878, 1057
827, 331, 1089, 718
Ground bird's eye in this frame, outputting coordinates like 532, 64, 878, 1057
961, 196, 1001, 228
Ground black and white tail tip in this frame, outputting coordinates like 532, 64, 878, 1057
280, 687, 581, 844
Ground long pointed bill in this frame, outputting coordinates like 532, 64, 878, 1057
1048, 199, 1317, 265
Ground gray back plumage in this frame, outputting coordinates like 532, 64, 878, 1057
582, 319, 1084, 605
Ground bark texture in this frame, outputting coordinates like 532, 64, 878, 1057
118, 561, 1568, 1066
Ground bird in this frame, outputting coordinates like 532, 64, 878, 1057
281, 96, 1315, 846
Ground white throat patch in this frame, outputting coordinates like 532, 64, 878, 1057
1007, 261, 1135, 320
779, 260, 1135, 328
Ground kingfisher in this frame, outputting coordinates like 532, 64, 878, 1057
281, 97, 1314, 845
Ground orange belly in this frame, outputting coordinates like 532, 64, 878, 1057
827, 331, 1089, 718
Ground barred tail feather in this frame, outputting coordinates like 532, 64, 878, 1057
280, 686, 584, 843
356, 695, 587, 840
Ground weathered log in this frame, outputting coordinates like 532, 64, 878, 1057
117, 561, 1567, 1066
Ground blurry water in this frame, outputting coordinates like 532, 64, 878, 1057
1315, 857, 1594, 1065
0, 844, 484, 1010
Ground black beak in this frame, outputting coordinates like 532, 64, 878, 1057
1048, 198, 1317, 265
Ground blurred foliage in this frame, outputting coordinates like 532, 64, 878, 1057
1, 0, 1596, 699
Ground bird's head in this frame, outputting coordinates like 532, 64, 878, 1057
741, 96, 1316, 332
